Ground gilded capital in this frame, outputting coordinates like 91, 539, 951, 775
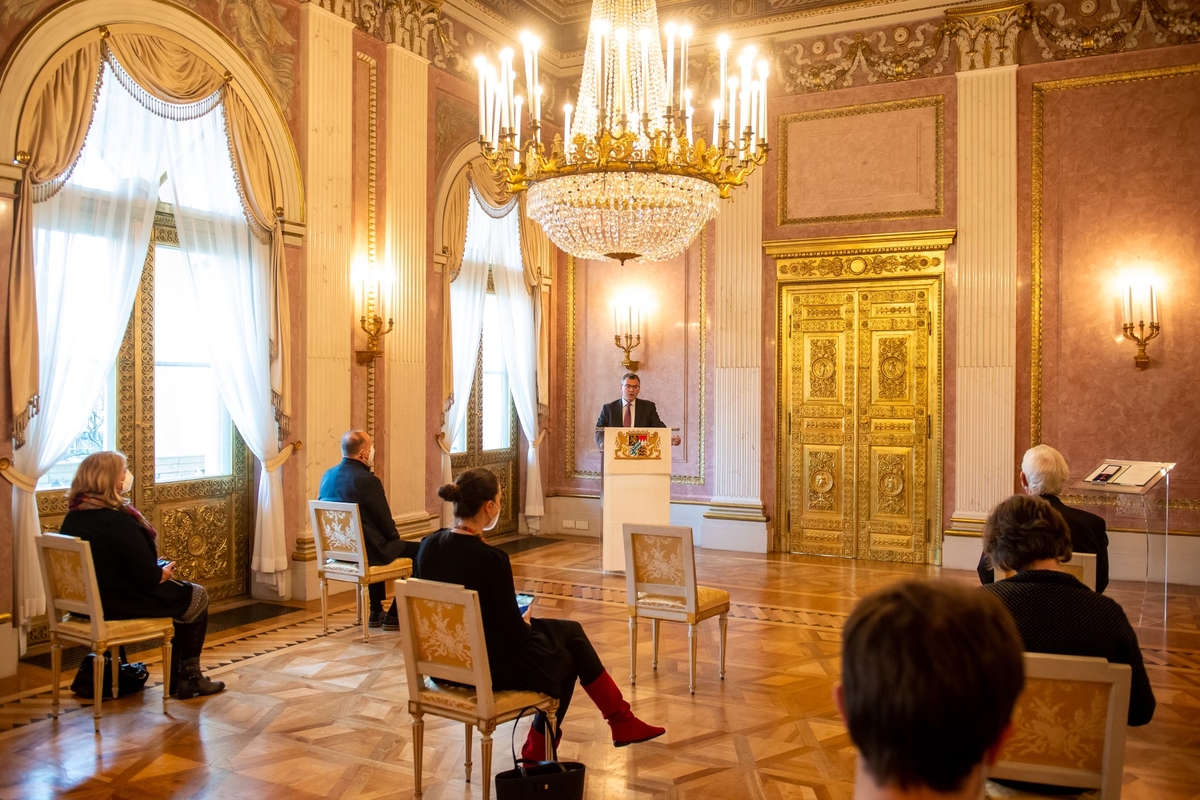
945, 1, 1032, 70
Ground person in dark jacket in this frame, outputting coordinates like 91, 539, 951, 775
58, 451, 224, 699
319, 429, 419, 629
594, 372, 680, 449
983, 494, 1155, 727
417, 467, 664, 760
978, 444, 1110, 592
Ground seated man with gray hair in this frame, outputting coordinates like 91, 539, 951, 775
977, 444, 1110, 592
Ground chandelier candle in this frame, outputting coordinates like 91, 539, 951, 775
476, 0, 769, 263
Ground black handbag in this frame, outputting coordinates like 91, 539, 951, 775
494, 707, 586, 800
70, 650, 150, 699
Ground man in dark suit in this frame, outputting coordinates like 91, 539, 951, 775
595, 372, 680, 449
978, 444, 1110, 593
319, 429, 419, 629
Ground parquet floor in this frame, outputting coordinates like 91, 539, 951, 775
1, 537, 1198, 799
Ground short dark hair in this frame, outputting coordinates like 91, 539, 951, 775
841, 580, 1025, 793
983, 494, 1072, 572
621, 372, 640, 384
437, 467, 499, 520
341, 429, 369, 457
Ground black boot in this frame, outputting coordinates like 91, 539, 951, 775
168, 648, 181, 696
174, 657, 225, 699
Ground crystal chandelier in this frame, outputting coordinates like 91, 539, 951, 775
474, 0, 769, 263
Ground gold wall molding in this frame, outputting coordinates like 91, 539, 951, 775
564, 237, 708, 484
777, 96, 945, 227
766, 230, 955, 281
1030, 63, 1200, 446
356, 51, 380, 440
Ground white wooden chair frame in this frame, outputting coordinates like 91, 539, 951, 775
36, 532, 174, 733
1000, 553, 1098, 591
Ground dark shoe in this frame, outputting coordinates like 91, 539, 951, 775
582, 669, 665, 747
368, 611, 386, 628
174, 657, 225, 700
381, 613, 399, 631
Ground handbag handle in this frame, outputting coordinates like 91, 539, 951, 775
508, 705, 565, 775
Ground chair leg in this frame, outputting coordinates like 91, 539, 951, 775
110, 647, 120, 699
651, 619, 660, 671
718, 614, 728, 681
628, 615, 638, 685
354, 584, 363, 627
481, 730, 494, 800
360, 585, 370, 643
412, 711, 425, 799
162, 639, 172, 713
688, 623, 698, 695
50, 639, 62, 719
320, 577, 329, 636
92, 649, 104, 733
545, 703, 558, 760
464, 722, 474, 783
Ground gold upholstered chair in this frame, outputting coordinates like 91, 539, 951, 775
986, 652, 1132, 799
1000, 553, 1098, 591
35, 532, 175, 734
308, 500, 413, 642
394, 578, 558, 800
623, 523, 730, 694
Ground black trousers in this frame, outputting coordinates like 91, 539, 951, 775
530, 618, 605, 733
367, 582, 397, 615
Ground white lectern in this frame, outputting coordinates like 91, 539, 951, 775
601, 428, 671, 573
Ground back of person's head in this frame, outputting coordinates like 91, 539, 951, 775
437, 467, 499, 520
840, 580, 1025, 794
1021, 444, 1070, 495
341, 429, 369, 458
69, 451, 128, 509
983, 494, 1072, 573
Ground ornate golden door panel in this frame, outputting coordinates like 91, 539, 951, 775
771, 231, 951, 564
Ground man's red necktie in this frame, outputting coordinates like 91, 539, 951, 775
623, 402, 631, 427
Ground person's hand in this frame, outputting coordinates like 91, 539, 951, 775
671, 435, 681, 446
159, 562, 176, 582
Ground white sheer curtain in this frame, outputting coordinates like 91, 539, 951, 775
490, 210, 545, 530
163, 106, 289, 587
13, 69, 164, 642
440, 193, 491, 525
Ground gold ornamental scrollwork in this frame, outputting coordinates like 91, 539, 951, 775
878, 338, 909, 400
780, 254, 942, 280
160, 502, 232, 581
808, 339, 838, 399
767, 230, 956, 284
614, 430, 663, 460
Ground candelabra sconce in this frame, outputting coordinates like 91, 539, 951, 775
613, 303, 642, 370
1120, 284, 1161, 371
614, 332, 641, 371
356, 312, 395, 365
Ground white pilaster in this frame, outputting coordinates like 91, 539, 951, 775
704, 170, 768, 552
289, 4, 355, 600
953, 64, 1018, 531
385, 45, 436, 536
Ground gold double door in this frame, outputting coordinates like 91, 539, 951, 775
780, 278, 941, 563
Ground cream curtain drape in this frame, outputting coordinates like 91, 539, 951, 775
7, 29, 291, 445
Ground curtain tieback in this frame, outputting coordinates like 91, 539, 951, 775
0, 458, 38, 493
436, 432, 452, 455
532, 429, 547, 448
264, 441, 302, 473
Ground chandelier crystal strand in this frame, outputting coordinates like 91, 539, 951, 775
477, 0, 769, 263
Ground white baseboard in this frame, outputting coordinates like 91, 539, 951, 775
699, 517, 770, 553
543, 495, 768, 552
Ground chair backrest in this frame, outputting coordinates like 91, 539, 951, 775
35, 533, 107, 642
1000, 553, 1097, 591
394, 578, 497, 717
308, 500, 368, 577
991, 652, 1131, 798
622, 524, 697, 612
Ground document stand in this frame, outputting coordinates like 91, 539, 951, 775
1073, 459, 1176, 617
599, 427, 671, 573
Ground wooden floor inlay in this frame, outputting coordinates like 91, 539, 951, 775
1, 537, 1197, 799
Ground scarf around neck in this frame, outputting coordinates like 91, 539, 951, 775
69, 493, 158, 540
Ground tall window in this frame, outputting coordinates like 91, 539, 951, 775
452, 285, 513, 454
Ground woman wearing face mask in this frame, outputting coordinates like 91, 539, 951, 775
57, 451, 225, 699
417, 467, 664, 759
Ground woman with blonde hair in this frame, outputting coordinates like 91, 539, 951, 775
58, 451, 224, 699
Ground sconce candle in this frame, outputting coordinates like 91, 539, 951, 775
1120, 283, 1161, 371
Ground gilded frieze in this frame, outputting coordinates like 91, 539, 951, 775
312, 0, 470, 74
1029, 0, 1200, 60
779, 254, 943, 280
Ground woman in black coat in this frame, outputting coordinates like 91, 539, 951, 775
417, 467, 664, 760
58, 451, 223, 699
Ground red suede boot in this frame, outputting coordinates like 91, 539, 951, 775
520, 715, 562, 761
582, 670, 665, 747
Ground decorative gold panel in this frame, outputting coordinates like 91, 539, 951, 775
1002, 677, 1110, 773
411, 598, 474, 669
807, 339, 838, 400
876, 337, 909, 401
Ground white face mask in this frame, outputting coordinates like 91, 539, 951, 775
120, 470, 134, 494
482, 498, 500, 531
367, 445, 376, 465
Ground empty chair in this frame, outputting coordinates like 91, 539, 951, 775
623, 523, 729, 694
308, 499, 413, 642
987, 652, 1132, 799
394, 578, 558, 800
36, 532, 175, 733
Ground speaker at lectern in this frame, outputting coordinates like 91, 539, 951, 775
600, 427, 671, 573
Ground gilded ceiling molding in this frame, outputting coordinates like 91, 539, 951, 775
1029, 0, 1199, 59
309, 0, 471, 75
777, 21, 954, 93
765, 230, 956, 281
945, 1, 1032, 69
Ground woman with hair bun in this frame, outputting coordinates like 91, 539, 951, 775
417, 467, 664, 758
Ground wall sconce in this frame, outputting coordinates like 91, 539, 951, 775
612, 303, 642, 371
1121, 284, 1160, 371
356, 265, 394, 366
